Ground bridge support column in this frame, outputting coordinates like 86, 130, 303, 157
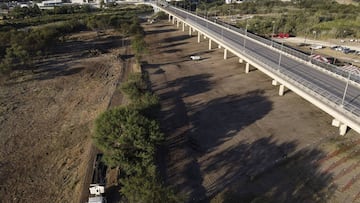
239, 58, 243, 63
172, 17, 175, 24
197, 33, 201, 43
271, 80, 285, 96
279, 85, 285, 96
189, 27, 192, 36
177, 20, 179, 28
224, 49, 228, 60
245, 63, 250, 73
209, 39, 212, 50
182, 23, 185, 31
168, 14, 171, 22
332, 119, 348, 136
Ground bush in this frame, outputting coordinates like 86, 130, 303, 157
0, 44, 30, 73
120, 73, 147, 100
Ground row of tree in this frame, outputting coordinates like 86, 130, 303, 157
93, 72, 181, 202
0, 7, 151, 75
92, 13, 182, 202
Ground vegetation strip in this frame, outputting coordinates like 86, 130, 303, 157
92, 18, 181, 202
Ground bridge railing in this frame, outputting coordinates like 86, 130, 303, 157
166, 4, 360, 84
188, 18, 360, 119
238, 40, 360, 119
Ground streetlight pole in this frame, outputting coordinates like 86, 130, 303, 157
309, 46, 315, 62
341, 72, 351, 107
243, 21, 248, 52
221, 27, 224, 41
271, 21, 275, 47
278, 40, 284, 71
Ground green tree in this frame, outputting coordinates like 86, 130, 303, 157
131, 34, 148, 62
0, 44, 30, 74
120, 73, 147, 100
118, 22, 130, 47
93, 107, 163, 174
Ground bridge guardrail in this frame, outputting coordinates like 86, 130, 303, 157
157, 3, 360, 120
169, 4, 360, 84
188, 18, 360, 119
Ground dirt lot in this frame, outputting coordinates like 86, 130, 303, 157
0, 31, 125, 202
143, 21, 360, 202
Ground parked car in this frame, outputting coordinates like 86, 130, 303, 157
190, 55, 201, 60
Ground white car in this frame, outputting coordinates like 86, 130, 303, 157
190, 56, 201, 60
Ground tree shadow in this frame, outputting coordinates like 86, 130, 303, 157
146, 28, 178, 35
162, 35, 191, 43
157, 86, 336, 202
7, 33, 122, 84
216, 140, 336, 203
162, 48, 182, 54
160, 42, 189, 49
160, 73, 214, 100
187, 90, 272, 153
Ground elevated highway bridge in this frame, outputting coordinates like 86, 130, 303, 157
146, 2, 360, 136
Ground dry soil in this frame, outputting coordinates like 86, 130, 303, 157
143, 20, 360, 203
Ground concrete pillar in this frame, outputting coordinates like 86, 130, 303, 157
189, 27, 192, 36
182, 23, 185, 31
168, 15, 171, 22
177, 21, 179, 28
272, 79, 278, 86
279, 84, 285, 96
332, 119, 341, 127
209, 39, 212, 50
245, 63, 250, 73
224, 49, 228, 60
239, 58, 243, 63
197, 33, 201, 43
340, 124, 348, 136
172, 17, 175, 24
332, 119, 348, 136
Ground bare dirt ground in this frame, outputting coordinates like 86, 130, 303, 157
0, 30, 125, 202
143, 21, 360, 202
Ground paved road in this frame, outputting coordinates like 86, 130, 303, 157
166, 6, 360, 118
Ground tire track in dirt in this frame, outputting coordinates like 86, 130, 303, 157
78, 44, 133, 203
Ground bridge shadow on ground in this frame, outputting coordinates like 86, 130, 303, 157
149, 68, 336, 202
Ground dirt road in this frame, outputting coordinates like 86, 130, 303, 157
143, 21, 360, 202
